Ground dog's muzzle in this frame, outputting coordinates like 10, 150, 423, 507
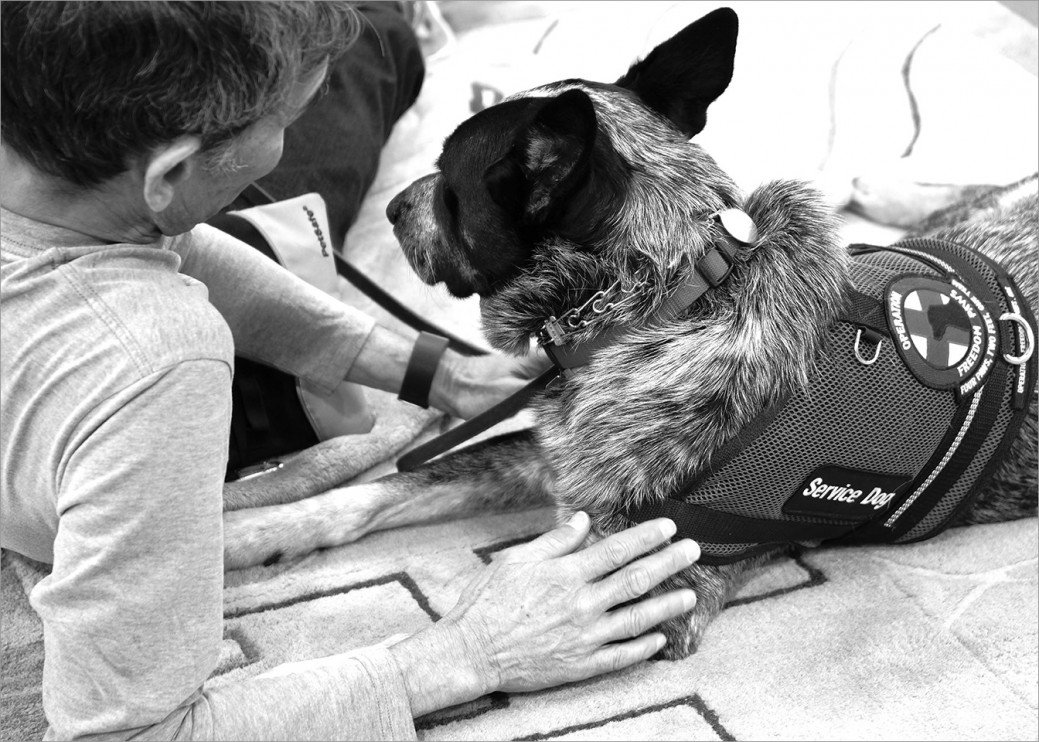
387, 175, 440, 284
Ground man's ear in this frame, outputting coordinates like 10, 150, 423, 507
614, 7, 737, 138
483, 88, 597, 225
141, 136, 203, 212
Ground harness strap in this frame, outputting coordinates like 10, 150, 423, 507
840, 288, 888, 335
867, 236, 1036, 541
627, 498, 857, 546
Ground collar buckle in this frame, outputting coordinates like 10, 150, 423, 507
542, 317, 567, 346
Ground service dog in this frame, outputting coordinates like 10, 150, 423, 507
226, 7, 1037, 658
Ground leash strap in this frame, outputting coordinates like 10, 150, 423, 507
237, 184, 550, 474
398, 229, 743, 469
331, 254, 487, 358
396, 365, 560, 471
241, 183, 487, 358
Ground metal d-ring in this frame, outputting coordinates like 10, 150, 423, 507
854, 328, 882, 365
1000, 312, 1035, 365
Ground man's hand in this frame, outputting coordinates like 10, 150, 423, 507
388, 513, 698, 717
345, 325, 551, 420
428, 348, 553, 420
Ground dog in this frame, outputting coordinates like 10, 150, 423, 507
225, 7, 1037, 659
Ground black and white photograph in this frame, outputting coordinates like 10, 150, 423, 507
2, 2, 1037, 740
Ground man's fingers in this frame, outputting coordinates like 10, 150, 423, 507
580, 633, 669, 679
502, 511, 592, 562
594, 589, 697, 645
572, 518, 677, 579
593, 539, 700, 607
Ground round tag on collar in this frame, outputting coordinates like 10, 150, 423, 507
716, 209, 758, 246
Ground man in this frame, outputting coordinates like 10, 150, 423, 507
0, 2, 700, 739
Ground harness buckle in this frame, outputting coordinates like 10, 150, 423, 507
542, 317, 567, 346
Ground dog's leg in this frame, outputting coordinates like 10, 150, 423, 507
652, 552, 783, 659
222, 435, 394, 511
223, 430, 554, 570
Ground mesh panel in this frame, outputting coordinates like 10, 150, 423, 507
689, 244, 1018, 558
688, 322, 957, 522
898, 378, 1015, 541
689, 322, 957, 518
851, 258, 904, 300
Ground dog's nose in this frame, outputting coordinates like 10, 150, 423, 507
386, 191, 406, 225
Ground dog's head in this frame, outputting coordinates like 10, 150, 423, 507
388, 8, 743, 352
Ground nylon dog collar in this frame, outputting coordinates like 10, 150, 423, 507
540, 209, 758, 373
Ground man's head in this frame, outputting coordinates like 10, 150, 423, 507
1, 1, 359, 235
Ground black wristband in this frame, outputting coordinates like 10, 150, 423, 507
399, 332, 450, 409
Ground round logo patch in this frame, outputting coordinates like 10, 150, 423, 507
886, 275, 996, 391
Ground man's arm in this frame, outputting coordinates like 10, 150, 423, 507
34, 358, 700, 739
32, 361, 418, 741
174, 225, 545, 419
172, 224, 374, 395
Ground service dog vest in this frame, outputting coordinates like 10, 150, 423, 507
629, 237, 1037, 565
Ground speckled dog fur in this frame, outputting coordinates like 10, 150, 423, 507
381, 8, 1038, 657
288, 7, 1039, 658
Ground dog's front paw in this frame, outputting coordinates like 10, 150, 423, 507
648, 559, 760, 660
654, 599, 716, 660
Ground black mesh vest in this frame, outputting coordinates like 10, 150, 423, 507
630, 238, 1037, 564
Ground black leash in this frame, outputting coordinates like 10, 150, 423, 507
241, 184, 486, 358
238, 184, 538, 472
330, 255, 487, 358
397, 208, 759, 472
232, 188, 759, 479
395, 365, 560, 471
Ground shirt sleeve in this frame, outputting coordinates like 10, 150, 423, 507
171, 224, 377, 395
31, 361, 416, 741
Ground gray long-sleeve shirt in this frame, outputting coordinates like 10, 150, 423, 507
0, 208, 418, 740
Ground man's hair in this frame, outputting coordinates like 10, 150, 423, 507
1, 1, 361, 187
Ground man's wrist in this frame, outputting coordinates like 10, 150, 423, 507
425, 347, 462, 416
398, 332, 450, 409
387, 620, 495, 718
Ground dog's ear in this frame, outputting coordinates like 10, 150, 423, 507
484, 88, 597, 225
615, 7, 737, 138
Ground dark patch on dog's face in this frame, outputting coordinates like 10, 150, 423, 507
386, 99, 545, 297
434, 99, 547, 296
387, 92, 627, 298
